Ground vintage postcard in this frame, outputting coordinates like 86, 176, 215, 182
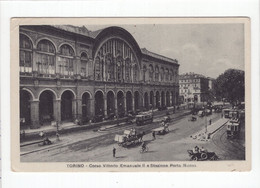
11, 17, 250, 172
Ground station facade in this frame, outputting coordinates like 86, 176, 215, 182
19, 25, 179, 129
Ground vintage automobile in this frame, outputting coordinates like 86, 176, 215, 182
136, 112, 153, 126
187, 149, 219, 161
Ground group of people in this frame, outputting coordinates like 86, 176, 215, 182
193, 146, 208, 154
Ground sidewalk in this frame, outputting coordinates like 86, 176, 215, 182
190, 118, 229, 141
20, 108, 191, 145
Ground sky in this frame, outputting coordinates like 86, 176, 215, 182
86, 24, 244, 79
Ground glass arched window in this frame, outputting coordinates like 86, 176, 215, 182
165, 68, 169, 81
149, 64, 154, 81
36, 39, 55, 75
116, 56, 123, 82
133, 64, 138, 82
81, 52, 89, 78
20, 34, 33, 73
106, 53, 114, 81
155, 66, 159, 81
125, 58, 131, 82
59, 44, 74, 77
161, 67, 164, 81
95, 57, 102, 80
143, 65, 147, 82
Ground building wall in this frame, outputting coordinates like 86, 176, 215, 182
179, 73, 209, 104
19, 25, 179, 129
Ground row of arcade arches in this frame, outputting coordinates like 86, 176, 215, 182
20, 89, 177, 127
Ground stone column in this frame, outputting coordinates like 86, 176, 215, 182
90, 98, 95, 119
170, 93, 173, 106
104, 97, 107, 117
115, 97, 118, 116
72, 99, 77, 120
32, 50, 38, 72
76, 98, 82, 121
53, 99, 61, 124
75, 56, 81, 75
30, 100, 40, 129
123, 96, 127, 114
132, 96, 135, 113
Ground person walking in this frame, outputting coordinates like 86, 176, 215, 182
152, 131, 156, 140
113, 147, 116, 158
209, 119, 212, 125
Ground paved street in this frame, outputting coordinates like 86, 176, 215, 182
21, 112, 245, 162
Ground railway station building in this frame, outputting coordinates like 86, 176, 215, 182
19, 25, 179, 129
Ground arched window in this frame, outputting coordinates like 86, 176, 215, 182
20, 34, 33, 73
106, 54, 114, 81
80, 52, 89, 78
165, 68, 169, 81
36, 39, 55, 75
94, 38, 139, 83
95, 57, 102, 80
116, 56, 123, 82
155, 66, 159, 81
149, 64, 154, 81
59, 44, 74, 77
125, 58, 131, 82
161, 67, 164, 81
133, 64, 138, 82
143, 65, 147, 82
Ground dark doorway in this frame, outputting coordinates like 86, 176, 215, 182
39, 90, 54, 125
82, 92, 91, 123
61, 90, 74, 121
107, 91, 115, 116
156, 91, 160, 108
126, 91, 132, 113
95, 91, 104, 117
117, 91, 125, 117
144, 92, 149, 110
161, 91, 165, 107
134, 91, 140, 112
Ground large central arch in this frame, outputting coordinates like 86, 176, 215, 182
93, 27, 142, 83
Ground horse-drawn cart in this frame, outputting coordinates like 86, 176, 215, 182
152, 123, 169, 135
114, 129, 143, 147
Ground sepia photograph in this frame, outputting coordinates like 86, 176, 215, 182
11, 18, 250, 171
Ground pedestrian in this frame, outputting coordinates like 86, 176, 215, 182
152, 131, 156, 140
113, 147, 116, 158
209, 119, 212, 125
